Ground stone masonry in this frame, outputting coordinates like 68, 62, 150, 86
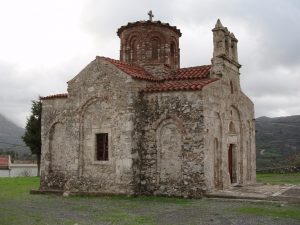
39, 15, 256, 198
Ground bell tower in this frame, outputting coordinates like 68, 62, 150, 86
211, 19, 241, 79
117, 11, 182, 79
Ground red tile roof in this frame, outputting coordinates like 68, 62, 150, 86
43, 59, 216, 97
140, 65, 218, 93
41, 93, 68, 100
166, 65, 211, 80
0, 155, 9, 169
98, 56, 160, 82
141, 78, 219, 93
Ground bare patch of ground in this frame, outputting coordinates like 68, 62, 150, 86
1, 194, 300, 225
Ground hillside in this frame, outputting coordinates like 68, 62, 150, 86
0, 113, 30, 156
256, 115, 300, 169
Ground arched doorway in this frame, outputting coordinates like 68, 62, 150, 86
228, 144, 238, 183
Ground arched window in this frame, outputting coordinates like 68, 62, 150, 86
132, 40, 137, 61
170, 43, 175, 64
151, 39, 158, 60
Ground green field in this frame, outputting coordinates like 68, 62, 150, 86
256, 173, 300, 184
0, 176, 300, 225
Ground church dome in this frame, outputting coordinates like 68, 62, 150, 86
117, 11, 182, 72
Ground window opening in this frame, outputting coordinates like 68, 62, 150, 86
170, 43, 175, 63
228, 144, 233, 183
96, 133, 108, 161
230, 81, 234, 94
132, 40, 137, 61
152, 39, 158, 60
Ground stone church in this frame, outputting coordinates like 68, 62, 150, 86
40, 13, 256, 198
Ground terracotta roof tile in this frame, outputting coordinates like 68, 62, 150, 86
99, 56, 160, 82
141, 78, 219, 93
166, 65, 211, 81
41, 93, 68, 100
43, 60, 214, 97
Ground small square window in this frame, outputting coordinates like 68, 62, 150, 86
96, 133, 108, 161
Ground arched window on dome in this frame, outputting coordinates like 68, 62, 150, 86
151, 39, 158, 60
170, 43, 175, 64
132, 40, 137, 61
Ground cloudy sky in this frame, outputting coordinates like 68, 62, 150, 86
0, 0, 299, 127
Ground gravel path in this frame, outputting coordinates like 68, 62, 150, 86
1, 194, 300, 225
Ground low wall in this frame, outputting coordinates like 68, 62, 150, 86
14, 159, 37, 164
0, 164, 38, 177
257, 166, 300, 174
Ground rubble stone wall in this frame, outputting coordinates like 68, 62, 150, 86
40, 57, 151, 195
136, 91, 206, 198
203, 64, 256, 190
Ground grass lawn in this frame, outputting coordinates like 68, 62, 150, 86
256, 173, 300, 184
0, 177, 40, 201
0, 176, 300, 224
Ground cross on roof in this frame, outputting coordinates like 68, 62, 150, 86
148, 10, 154, 21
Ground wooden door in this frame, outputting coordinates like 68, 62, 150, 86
228, 144, 233, 183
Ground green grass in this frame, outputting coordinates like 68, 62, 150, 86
269, 140, 283, 143
0, 177, 40, 200
234, 204, 300, 221
75, 195, 191, 224
107, 195, 192, 205
1, 176, 300, 224
71, 205, 88, 211
256, 173, 300, 184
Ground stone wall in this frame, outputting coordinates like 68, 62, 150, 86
203, 57, 256, 190
40, 57, 152, 195
135, 91, 206, 198
39, 19, 256, 198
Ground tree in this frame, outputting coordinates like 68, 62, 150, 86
22, 97, 42, 176
286, 151, 300, 167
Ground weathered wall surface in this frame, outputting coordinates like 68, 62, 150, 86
202, 65, 256, 190
201, 19, 256, 191
135, 91, 206, 198
40, 57, 151, 195
40, 19, 256, 198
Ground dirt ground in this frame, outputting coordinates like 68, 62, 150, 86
1, 190, 300, 225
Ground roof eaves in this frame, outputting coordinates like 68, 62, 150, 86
41, 93, 68, 100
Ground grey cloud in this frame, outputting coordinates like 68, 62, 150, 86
0, 56, 93, 127
1, 0, 300, 127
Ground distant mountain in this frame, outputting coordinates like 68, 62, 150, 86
256, 115, 300, 169
0, 113, 30, 156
